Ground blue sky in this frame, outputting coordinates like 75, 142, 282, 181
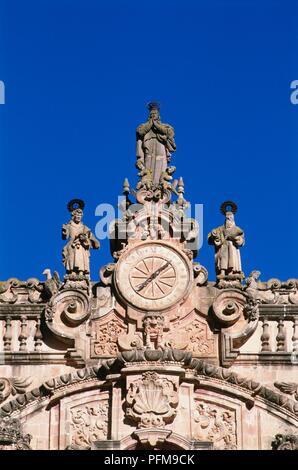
0, 0, 297, 283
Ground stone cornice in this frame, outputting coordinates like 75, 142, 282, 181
0, 350, 298, 421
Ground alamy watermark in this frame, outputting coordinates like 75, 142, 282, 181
94, 198, 204, 251
0, 80, 5, 104
290, 80, 298, 105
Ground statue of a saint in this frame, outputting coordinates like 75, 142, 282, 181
136, 102, 176, 185
208, 202, 245, 280
62, 199, 100, 276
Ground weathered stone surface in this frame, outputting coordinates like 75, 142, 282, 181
208, 201, 245, 287
0, 107, 297, 449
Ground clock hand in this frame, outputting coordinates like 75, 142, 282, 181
135, 261, 171, 292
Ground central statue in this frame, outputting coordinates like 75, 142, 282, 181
136, 102, 176, 185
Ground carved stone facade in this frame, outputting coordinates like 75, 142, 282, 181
193, 401, 237, 450
126, 372, 178, 428
0, 106, 297, 450
90, 313, 127, 358
69, 400, 109, 450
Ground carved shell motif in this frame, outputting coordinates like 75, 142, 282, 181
126, 372, 178, 428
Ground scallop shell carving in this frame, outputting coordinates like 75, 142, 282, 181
126, 372, 178, 428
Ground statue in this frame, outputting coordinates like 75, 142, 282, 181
62, 199, 100, 276
208, 201, 245, 282
136, 102, 176, 185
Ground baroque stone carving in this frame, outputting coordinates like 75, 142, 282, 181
185, 320, 215, 355
272, 433, 298, 450
99, 263, 115, 286
117, 331, 144, 351
1, 356, 298, 421
0, 278, 46, 304
91, 264, 116, 315
164, 319, 215, 357
69, 400, 109, 450
42, 269, 61, 299
126, 372, 178, 428
208, 201, 244, 287
193, 402, 237, 450
93, 285, 112, 311
212, 290, 246, 327
243, 298, 260, 322
274, 382, 298, 400
136, 102, 176, 186
0, 377, 32, 404
143, 312, 165, 350
91, 315, 127, 357
0, 278, 19, 303
0, 416, 31, 450
62, 199, 99, 277
193, 263, 208, 286
244, 271, 298, 305
45, 289, 90, 326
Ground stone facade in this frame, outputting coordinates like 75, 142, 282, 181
0, 104, 297, 450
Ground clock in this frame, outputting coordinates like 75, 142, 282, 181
114, 242, 192, 311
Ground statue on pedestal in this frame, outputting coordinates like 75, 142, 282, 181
208, 201, 245, 284
136, 102, 176, 186
62, 199, 100, 277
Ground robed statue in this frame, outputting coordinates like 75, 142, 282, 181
62, 199, 100, 276
208, 201, 245, 280
136, 102, 176, 185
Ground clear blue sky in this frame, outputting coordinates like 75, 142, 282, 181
0, 0, 297, 282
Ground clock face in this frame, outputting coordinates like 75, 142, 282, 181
114, 243, 192, 311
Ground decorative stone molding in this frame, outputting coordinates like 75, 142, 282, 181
143, 312, 165, 350
193, 401, 237, 450
272, 433, 298, 450
245, 271, 298, 305
243, 298, 260, 322
0, 278, 46, 304
1, 355, 298, 421
193, 263, 208, 286
0, 416, 31, 450
274, 382, 298, 401
91, 314, 127, 357
69, 400, 109, 450
45, 288, 90, 345
212, 290, 246, 327
126, 372, 178, 428
0, 377, 32, 404
164, 318, 215, 357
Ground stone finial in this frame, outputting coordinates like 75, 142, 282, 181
123, 178, 130, 195
177, 176, 184, 194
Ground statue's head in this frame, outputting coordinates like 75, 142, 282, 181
72, 208, 83, 223
147, 102, 160, 121
220, 201, 237, 228
67, 199, 85, 224
225, 211, 235, 228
